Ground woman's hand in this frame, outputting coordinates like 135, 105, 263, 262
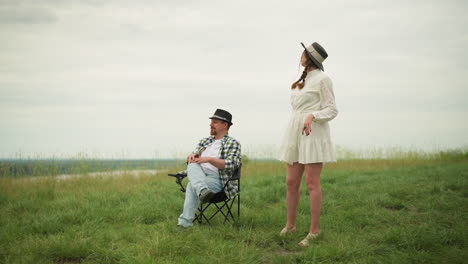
302, 114, 315, 136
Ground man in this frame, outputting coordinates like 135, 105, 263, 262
177, 109, 242, 228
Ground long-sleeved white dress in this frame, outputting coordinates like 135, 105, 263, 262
277, 69, 338, 165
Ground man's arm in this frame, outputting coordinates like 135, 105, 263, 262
192, 138, 241, 170
223, 139, 241, 170
192, 157, 225, 169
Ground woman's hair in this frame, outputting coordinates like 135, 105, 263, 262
291, 52, 318, 89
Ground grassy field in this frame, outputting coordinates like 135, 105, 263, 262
0, 152, 467, 263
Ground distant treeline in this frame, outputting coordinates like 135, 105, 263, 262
1, 150, 466, 178
0, 159, 183, 178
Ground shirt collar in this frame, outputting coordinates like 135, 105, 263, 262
209, 133, 229, 142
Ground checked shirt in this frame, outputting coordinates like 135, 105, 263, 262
184, 134, 241, 198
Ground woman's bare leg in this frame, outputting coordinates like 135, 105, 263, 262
304, 163, 323, 234
285, 162, 305, 229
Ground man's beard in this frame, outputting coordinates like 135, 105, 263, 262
210, 127, 216, 135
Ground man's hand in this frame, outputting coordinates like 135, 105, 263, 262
192, 156, 226, 169
192, 157, 212, 164
187, 153, 199, 163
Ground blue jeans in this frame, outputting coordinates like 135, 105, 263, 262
178, 163, 222, 227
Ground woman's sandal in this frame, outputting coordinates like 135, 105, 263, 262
279, 226, 296, 236
298, 231, 320, 247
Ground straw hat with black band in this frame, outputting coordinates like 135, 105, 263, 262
300, 42, 328, 71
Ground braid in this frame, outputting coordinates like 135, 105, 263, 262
291, 67, 309, 89
291, 54, 318, 89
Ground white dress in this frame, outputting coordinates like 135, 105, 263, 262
278, 69, 338, 165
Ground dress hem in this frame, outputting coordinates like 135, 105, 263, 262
277, 158, 337, 166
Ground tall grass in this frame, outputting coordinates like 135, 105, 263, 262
0, 150, 467, 263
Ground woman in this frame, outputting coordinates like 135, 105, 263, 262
277, 42, 338, 247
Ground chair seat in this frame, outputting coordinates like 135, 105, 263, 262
209, 192, 228, 203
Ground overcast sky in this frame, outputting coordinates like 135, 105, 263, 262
1, 0, 467, 159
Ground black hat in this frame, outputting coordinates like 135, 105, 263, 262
300, 42, 328, 71
209, 109, 233, 126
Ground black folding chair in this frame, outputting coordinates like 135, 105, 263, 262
168, 166, 241, 225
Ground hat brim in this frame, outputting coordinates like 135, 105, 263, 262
209, 117, 233, 126
301, 42, 324, 71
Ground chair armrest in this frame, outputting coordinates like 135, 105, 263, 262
167, 172, 187, 192
219, 166, 241, 191
227, 174, 240, 181
168, 173, 187, 177
227, 165, 241, 181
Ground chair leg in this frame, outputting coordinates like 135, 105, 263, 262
238, 195, 240, 218
195, 203, 212, 224
194, 212, 205, 223
224, 198, 236, 223
210, 198, 236, 224
213, 202, 232, 223
192, 196, 241, 225
194, 206, 202, 223
194, 204, 204, 223
201, 212, 210, 223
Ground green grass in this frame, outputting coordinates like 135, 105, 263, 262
0, 154, 467, 263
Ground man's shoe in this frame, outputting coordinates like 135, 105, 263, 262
199, 188, 215, 203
